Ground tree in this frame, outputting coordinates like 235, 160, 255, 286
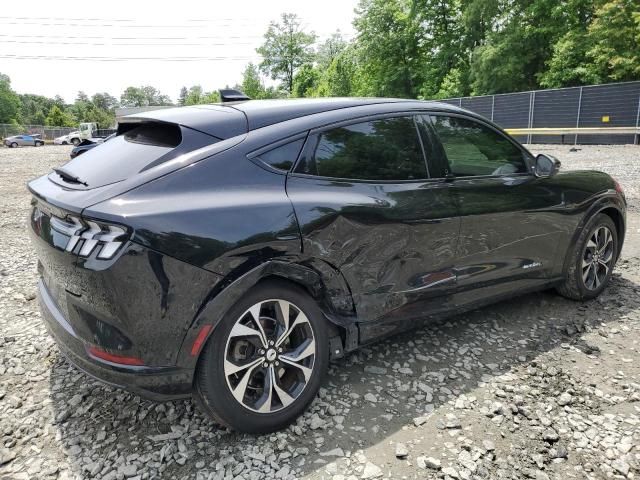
352, 0, 425, 98
467, 0, 569, 94
178, 86, 188, 105
0, 73, 20, 123
45, 105, 75, 127
322, 48, 361, 96
120, 86, 173, 107
292, 64, 321, 97
184, 85, 204, 105
183, 86, 219, 105
91, 92, 118, 112
257, 13, 317, 93
76, 91, 90, 103
17, 93, 54, 125
241, 63, 267, 99
586, 0, 640, 82
317, 32, 348, 69
539, 0, 600, 88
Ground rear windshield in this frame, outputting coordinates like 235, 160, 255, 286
52, 123, 212, 189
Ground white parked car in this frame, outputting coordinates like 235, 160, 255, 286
54, 131, 82, 145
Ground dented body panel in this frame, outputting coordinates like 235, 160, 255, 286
27, 98, 626, 400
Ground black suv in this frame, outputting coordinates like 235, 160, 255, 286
28, 98, 626, 432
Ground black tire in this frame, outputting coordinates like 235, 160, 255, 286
194, 280, 329, 433
61, 141, 68, 145
71, 138, 80, 146
557, 213, 618, 301
35, 141, 44, 147
10, 142, 17, 148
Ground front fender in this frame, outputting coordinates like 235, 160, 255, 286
558, 193, 626, 276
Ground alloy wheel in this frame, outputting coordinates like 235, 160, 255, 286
582, 225, 614, 290
223, 299, 316, 413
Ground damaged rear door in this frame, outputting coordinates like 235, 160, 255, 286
286, 114, 460, 342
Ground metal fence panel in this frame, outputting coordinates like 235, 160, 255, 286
461, 95, 493, 120
531, 87, 581, 144
440, 80, 640, 145
493, 92, 531, 143
578, 82, 639, 144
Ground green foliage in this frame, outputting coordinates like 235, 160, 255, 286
182, 85, 220, 105
316, 32, 348, 69
587, 0, 640, 82
292, 64, 321, 97
1, 0, 639, 125
91, 92, 119, 112
257, 13, 317, 93
178, 86, 188, 106
352, 0, 425, 97
0, 74, 21, 124
120, 86, 172, 107
241, 63, 275, 99
45, 105, 75, 127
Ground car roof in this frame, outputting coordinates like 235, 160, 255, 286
122, 98, 465, 140
228, 98, 463, 130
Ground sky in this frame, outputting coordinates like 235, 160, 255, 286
1, 0, 359, 103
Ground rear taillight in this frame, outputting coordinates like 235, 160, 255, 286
613, 178, 625, 196
87, 346, 144, 366
50, 215, 128, 260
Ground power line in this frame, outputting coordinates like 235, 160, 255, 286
0, 54, 268, 62
0, 39, 258, 47
0, 33, 265, 41
0, 15, 267, 22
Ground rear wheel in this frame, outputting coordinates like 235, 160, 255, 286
35, 141, 44, 147
194, 280, 329, 433
557, 213, 618, 300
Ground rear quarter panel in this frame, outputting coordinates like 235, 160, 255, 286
84, 148, 302, 279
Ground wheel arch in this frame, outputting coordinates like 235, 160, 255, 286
561, 198, 625, 276
176, 259, 358, 371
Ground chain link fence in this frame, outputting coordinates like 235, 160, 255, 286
0, 124, 78, 142
439, 80, 640, 145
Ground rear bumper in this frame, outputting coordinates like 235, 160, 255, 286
38, 279, 193, 401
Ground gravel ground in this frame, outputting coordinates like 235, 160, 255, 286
1, 143, 640, 480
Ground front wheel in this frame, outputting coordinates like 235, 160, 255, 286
194, 280, 329, 433
35, 141, 44, 147
557, 213, 618, 300
71, 138, 80, 146
10, 142, 17, 148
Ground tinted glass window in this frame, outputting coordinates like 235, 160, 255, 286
256, 139, 304, 171
297, 117, 427, 181
53, 123, 193, 189
430, 115, 528, 177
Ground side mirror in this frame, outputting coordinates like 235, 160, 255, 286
534, 154, 561, 178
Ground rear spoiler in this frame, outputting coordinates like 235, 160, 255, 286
219, 89, 251, 103
119, 105, 248, 140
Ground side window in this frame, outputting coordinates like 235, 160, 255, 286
256, 138, 305, 172
429, 115, 528, 177
295, 116, 427, 181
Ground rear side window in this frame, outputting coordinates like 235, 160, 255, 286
295, 116, 427, 181
429, 115, 528, 177
49, 122, 221, 189
124, 123, 181, 148
256, 139, 304, 172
